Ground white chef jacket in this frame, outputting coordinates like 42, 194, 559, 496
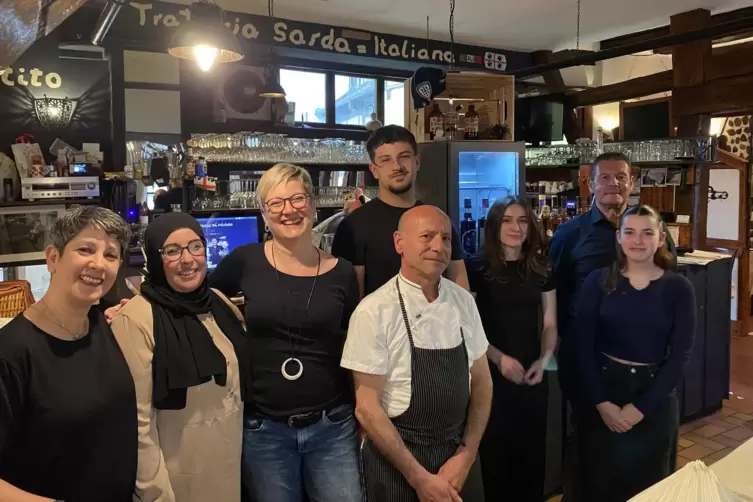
341, 274, 489, 417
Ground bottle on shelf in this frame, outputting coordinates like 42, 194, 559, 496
56, 149, 67, 177
460, 197, 477, 255
461, 212, 477, 256
540, 205, 553, 253
428, 103, 444, 140
444, 105, 460, 140
478, 198, 490, 249
139, 203, 149, 226
464, 104, 479, 140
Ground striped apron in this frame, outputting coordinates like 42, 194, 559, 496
360, 278, 485, 502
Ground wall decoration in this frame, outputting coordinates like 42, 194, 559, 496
706, 168, 739, 241
719, 115, 751, 160
640, 167, 667, 187
666, 168, 683, 186
0, 9, 113, 166
34, 95, 77, 129
111, 1, 531, 72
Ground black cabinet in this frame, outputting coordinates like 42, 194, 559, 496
676, 257, 733, 422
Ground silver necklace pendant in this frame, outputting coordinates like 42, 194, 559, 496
281, 357, 304, 381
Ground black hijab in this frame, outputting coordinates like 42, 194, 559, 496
141, 213, 249, 410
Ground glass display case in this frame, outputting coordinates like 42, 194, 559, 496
0, 205, 64, 265
416, 141, 525, 255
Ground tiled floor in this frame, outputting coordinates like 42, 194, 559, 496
676, 379, 753, 468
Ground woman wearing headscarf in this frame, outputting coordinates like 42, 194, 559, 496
0, 205, 136, 502
110, 212, 249, 502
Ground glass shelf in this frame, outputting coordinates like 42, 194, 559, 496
525, 136, 718, 167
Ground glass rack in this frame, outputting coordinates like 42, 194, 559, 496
190, 181, 379, 212
525, 137, 718, 167
187, 133, 369, 165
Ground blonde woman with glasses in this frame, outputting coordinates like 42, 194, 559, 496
210, 163, 362, 502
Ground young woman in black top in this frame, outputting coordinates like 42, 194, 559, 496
466, 196, 557, 502
209, 163, 362, 502
575, 205, 695, 502
0, 206, 137, 502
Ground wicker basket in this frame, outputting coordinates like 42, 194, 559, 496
0, 280, 35, 318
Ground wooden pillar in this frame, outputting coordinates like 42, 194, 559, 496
671, 9, 712, 249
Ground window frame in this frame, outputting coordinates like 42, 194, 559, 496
279, 65, 406, 130
279, 67, 329, 125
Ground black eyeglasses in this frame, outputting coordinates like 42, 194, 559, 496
160, 239, 206, 262
373, 153, 416, 169
264, 193, 310, 213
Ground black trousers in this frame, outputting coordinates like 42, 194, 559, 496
577, 356, 679, 502
480, 369, 549, 502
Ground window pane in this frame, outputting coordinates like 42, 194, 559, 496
280, 69, 326, 123
335, 75, 377, 126
384, 80, 405, 127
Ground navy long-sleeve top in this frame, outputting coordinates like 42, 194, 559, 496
574, 267, 696, 414
549, 207, 678, 338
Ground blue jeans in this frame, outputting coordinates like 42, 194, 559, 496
242, 404, 362, 502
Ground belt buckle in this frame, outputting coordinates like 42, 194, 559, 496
287, 411, 323, 429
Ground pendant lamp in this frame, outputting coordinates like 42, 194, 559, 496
168, 1, 244, 72
259, 67, 286, 99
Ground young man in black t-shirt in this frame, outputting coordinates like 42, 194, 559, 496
332, 125, 468, 297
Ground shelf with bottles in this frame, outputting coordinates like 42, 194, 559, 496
405, 71, 515, 143
525, 136, 718, 168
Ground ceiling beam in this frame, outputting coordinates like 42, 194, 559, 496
673, 73, 753, 116
566, 70, 673, 107
510, 12, 753, 78
710, 43, 753, 80
599, 7, 753, 51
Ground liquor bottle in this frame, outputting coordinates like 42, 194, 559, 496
477, 198, 490, 249
428, 103, 444, 140
444, 105, 460, 140
139, 203, 149, 226
461, 212, 477, 256
464, 104, 479, 139
540, 205, 553, 253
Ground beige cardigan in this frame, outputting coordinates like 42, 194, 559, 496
111, 291, 245, 502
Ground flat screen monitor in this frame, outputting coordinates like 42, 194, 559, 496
197, 215, 259, 270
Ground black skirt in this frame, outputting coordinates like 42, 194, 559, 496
577, 355, 679, 502
479, 365, 549, 502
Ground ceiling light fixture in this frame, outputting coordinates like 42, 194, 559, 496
167, 1, 244, 73
259, 68, 287, 98
34, 95, 77, 129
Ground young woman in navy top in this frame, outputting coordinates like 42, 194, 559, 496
466, 196, 557, 502
575, 205, 696, 502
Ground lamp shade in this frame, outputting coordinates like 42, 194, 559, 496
34, 95, 77, 129
259, 80, 286, 99
168, 2, 243, 70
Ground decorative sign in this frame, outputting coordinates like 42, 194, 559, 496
112, 1, 531, 72
1, 68, 63, 89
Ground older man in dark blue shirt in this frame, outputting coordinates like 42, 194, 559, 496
550, 152, 677, 395
550, 152, 677, 501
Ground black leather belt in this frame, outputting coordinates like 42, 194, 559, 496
286, 410, 326, 429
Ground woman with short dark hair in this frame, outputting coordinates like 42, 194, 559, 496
575, 204, 695, 502
465, 196, 557, 502
0, 205, 137, 502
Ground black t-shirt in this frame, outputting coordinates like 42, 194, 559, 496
0, 310, 137, 502
209, 243, 360, 418
332, 198, 464, 296
466, 254, 556, 368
